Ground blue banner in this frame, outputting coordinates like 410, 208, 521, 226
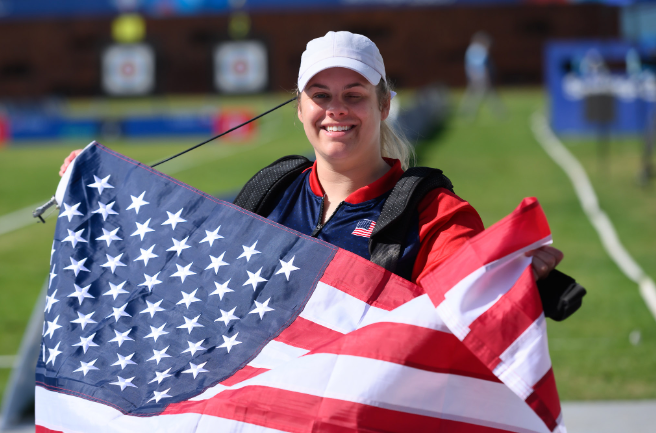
545, 40, 656, 135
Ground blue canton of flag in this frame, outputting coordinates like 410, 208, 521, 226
351, 219, 376, 238
37, 142, 336, 416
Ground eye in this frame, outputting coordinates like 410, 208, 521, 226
312, 92, 330, 100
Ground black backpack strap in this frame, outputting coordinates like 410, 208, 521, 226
233, 155, 313, 216
369, 166, 454, 279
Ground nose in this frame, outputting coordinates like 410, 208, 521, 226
326, 96, 348, 118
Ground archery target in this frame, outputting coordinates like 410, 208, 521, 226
214, 40, 268, 93
102, 43, 155, 96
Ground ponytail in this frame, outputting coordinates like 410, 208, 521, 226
376, 79, 415, 170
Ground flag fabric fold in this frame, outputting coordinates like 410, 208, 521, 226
36, 142, 564, 433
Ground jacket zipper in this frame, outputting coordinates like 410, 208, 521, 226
311, 196, 344, 237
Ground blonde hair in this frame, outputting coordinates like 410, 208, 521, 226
376, 79, 414, 170
296, 77, 415, 170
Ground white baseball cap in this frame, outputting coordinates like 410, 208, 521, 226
298, 31, 388, 93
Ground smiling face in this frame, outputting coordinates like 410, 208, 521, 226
298, 67, 389, 169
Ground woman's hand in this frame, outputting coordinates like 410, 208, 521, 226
527, 246, 564, 280
59, 149, 83, 176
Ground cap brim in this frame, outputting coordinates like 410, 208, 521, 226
298, 57, 382, 92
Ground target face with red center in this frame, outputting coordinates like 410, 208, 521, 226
102, 43, 155, 96
214, 40, 268, 93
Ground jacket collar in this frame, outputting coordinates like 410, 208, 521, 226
308, 158, 403, 204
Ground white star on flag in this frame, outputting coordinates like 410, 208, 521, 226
112, 353, 137, 370
70, 311, 96, 330
215, 307, 239, 326
58, 202, 83, 222
134, 245, 158, 266
73, 333, 99, 353
167, 237, 191, 257
48, 265, 57, 289
110, 376, 137, 391
126, 191, 149, 214
96, 227, 122, 246
73, 359, 99, 376
147, 388, 172, 403
177, 314, 204, 334
106, 303, 131, 322
92, 201, 118, 221
182, 361, 209, 379
238, 241, 261, 262
62, 228, 88, 248
243, 267, 268, 291
205, 252, 229, 274
149, 368, 173, 384
64, 257, 90, 276
147, 346, 171, 365
199, 226, 224, 247
218, 332, 242, 353
140, 300, 165, 318
177, 289, 201, 309
275, 256, 300, 281
44, 315, 62, 339
108, 328, 134, 347
101, 253, 127, 274
210, 279, 234, 300
67, 283, 94, 305
182, 339, 207, 356
139, 272, 162, 292
46, 342, 63, 366
144, 324, 169, 342
103, 281, 129, 300
87, 175, 114, 194
249, 297, 274, 320
44, 290, 59, 314
170, 263, 196, 283
161, 209, 186, 230
131, 218, 155, 241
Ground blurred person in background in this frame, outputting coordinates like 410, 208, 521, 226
60, 31, 562, 292
459, 31, 505, 120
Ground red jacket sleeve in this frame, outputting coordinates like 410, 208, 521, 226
411, 188, 485, 284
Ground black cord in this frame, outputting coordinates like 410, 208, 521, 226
150, 96, 298, 168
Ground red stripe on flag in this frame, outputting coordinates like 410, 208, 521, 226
310, 322, 500, 382
526, 368, 561, 431
164, 385, 515, 433
275, 316, 344, 350
463, 266, 544, 368
219, 365, 270, 387
36, 427, 63, 433
320, 249, 424, 310
420, 197, 550, 303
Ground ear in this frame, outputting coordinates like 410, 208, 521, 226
380, 93, 391, 122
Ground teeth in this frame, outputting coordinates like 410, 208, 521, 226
326, 125, 351, 132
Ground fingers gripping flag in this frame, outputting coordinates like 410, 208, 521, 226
37, 142, 565, 433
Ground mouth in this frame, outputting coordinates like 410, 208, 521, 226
322, 125, 354, 133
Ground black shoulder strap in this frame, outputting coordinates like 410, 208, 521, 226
233, 155, 313, 216
369, 166, 454, 279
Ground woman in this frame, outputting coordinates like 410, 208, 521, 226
60, 31, 562, 283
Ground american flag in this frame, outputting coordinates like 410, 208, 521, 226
351, 219, 376, 238
36, 142, 564, 433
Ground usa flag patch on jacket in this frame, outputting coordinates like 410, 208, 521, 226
351, 219, 376, 238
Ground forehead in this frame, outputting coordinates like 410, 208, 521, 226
305, 67, 372, 89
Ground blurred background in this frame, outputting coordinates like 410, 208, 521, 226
0, 0, 655, 431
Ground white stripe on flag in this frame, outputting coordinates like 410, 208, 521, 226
181, 353, 550, 433
299, 281, 388, 333
36, 386, 286, 433
248, 339, 310, 369
493, 314, 552, 399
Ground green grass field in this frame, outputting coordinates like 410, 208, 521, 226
0, 89, 654, 406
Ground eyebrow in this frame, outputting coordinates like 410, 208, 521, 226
307, 82, 366, 90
